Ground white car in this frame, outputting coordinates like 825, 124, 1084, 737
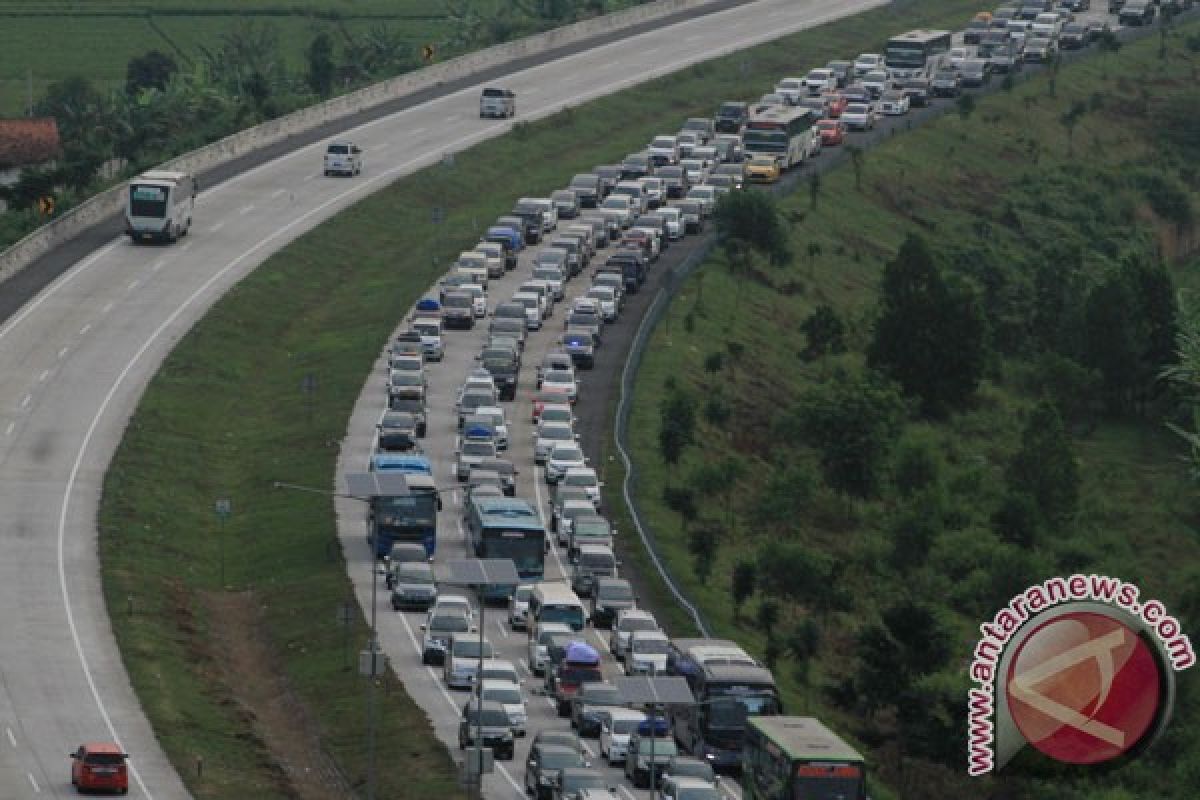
474, 406, 509, 450
853, 52, 885, 76
586, 286, 619, 322
657, 207, 683, 240
430, 594, 475, 627
546, 443, 587, 485
774, 77, 806, 105
861, 69, 891, 97
477, 679, 528, 735
600, 708, 648, 765
529, 621, 572, 675
444, 635, 493, 689
1031, 12, 1062, 38
555, 497, 597, 546
684, 186, 717, 215
534, 421, 577, 464
638, 176, 666, 209
948, 46, 974, 70
647, 135, 680, 165
879, 91, 910, 116
388, 352, 424, 373
560, 464, 600, 504
461, 283, 488, 317
508, 585, 534, 630
470, 246, 505, 279
679, 158, 709, 185
841, 103, 876, 131
539, 402, 575, 429
459, 370, 497, 402
532, 266, 565, 300
477, 658, 521, 686
802, 68, 837, 94
323, 140, 362, 176
626, 630, 671, 675
512, 291, 543, 331
609, 609, 659, 662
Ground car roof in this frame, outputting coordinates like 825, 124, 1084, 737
79, 742, 126, 754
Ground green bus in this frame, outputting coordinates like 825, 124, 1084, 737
742, 717, 867, 800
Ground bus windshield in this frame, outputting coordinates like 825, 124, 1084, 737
708, 690, 779, 726
742, 131, 787, 151
129, 184, 168, 218
376, 493, 437, 527
484, 530, 544, 574
884, 43, 927, 68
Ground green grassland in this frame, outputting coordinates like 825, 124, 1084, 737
92, 0, 1053, 795
625, 20, 1200, 800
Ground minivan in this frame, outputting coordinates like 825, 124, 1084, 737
527, 582, 587, 631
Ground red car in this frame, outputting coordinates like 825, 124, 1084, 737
822, 92, 849, 118
71, 742, 129, 794
817, 118, 847, 146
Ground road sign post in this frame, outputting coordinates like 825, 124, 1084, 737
214, 498, 232, 587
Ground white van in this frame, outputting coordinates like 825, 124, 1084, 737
526, 582, 587, 632
125, 170, 196, 243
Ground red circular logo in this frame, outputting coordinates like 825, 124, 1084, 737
1005, 611, 1163, 765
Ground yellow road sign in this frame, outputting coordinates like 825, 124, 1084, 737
37, 195, 55, 216
422, 44, 435, 63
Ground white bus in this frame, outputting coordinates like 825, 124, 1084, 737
884, 29, 953, 79
125, 170, 197, 243
741, 108, 819, 170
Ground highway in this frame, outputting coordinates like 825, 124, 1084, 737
0, 1, 888, 797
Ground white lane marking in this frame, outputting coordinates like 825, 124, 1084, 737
517, 658, 531, 675
20, 394, 31, 409
79, 324, 91, 335
591, 628, 608, 651
180, 242, 192, 253
4, 422, 14, 436
619, 786, 638, 800
238, 204, 255, 215
209, 222, 225, 233
495, 618, 508, 639
411, 127, 426, 135
0, 239, 120, 345
270, 188, 286, 199
102, 302, 115, 314
127, 280, 139, 291
684, 34, 703, 41
580, 741, 595, 758
58, 347, 68, 359
642, 48, 660, 56
446, 115, 461, 122
496, 763, 524, 795
304, 173, 317, 181
27, 773, 39, 793
151, 259, 165, 272
38, 370, 50, 383
719, 776, 742, 800
5, 727, 15, 747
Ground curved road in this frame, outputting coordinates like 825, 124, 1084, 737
0, 1, 885, 797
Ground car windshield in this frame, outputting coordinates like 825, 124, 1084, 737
613, 717, 643, 734
633, 637, 669, 655
562, 773, 607, 793
466, 707, 511, 726
677, 787, 720, 800
542, 408, 572, 424
485, 686, 523, 704
583, 685, 623, 705
452, 640, 494, 658
396, 565, 433, 583
637, 739, 678, 756
541, 750, 584, 770
463, 441, 495, 457
431, 615, 469, 632
327, 144, 349, 154
598, 583, 632, 601
541, 425, 573, 441
534, 268, 562, 281
620, 617, 657, 633
553, 447, 584, 463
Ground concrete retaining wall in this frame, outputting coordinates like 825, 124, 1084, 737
0, 0, 718, 288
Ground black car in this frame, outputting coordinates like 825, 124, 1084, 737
620, 153, 652, 181
896, 77, 931, 107
510, 202, 546, 244
389, 562, 437, 611
441, 291, 475, 330
593, 166, 622, 198
963, 18, 989, 44
655, 165, 690, 199
459, 700, 515, 760
552, 768, 610, 800
1059, 23, 1088, 49
1118, 1, 1155, 24
387, 394, 427, 436
377, 410, 421, 450
570, 682, 625, 738
713, 101, 748, 133
481, 350, 519, 400
589, 577, 634, 629
525, 743, 588, 800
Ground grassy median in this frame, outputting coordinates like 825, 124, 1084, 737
98, 0, 996, 795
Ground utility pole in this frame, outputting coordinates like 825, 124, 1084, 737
27, 69, 33, 117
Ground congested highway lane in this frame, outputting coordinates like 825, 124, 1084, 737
0, 1, 891, 797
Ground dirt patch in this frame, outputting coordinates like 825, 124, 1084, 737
199, 590, 354, 800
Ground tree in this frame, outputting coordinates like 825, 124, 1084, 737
1162, 296, 1200, 479
125, 50, 178, 95
799, 304, 845, 360
662, 486, 697, 529
658, 383, 696, 476
845, 144, 865, 190
785, 617, 821, 683
780, 365, 908, 497
750, 459, 818, 534
687, 521, 720, 583
713, 189, 791, 266
306, 32, 336, 96
730, 560, 757, 620
1060, 100, 1087, 156
867, 234, 987, 417
992, 489, 1041, 548
956, 93, 976, 120
1007, 400, 1079, 526
854, 599, 955, 714
35, 76, 117, 190
808, 171, 821, 210
756, 540, 838, 613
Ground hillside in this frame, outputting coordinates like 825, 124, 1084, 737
624, 18, 1200, 800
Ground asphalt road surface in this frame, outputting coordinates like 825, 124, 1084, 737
0, 1, 889, 798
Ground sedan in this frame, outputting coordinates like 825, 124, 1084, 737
841, 103, 876, 131
879, 91, 910, 116
541, 368, 579, 404
816, 118, 846, 146
546, 443, 587, 485
744, 156, 781, 183
535, 421, 577, 464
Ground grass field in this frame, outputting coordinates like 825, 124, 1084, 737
92, 0, 1044, 795
624, 19, 1200, 800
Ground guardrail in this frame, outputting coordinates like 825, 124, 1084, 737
0, 0, 722, 288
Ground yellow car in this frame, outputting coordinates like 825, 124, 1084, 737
745, 156, 781, 183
